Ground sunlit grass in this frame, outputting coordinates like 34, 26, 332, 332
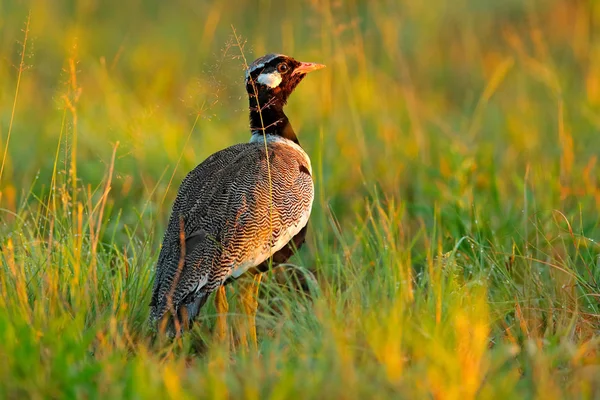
1, 0, 599, 398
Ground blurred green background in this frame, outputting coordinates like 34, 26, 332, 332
2, 0, 598, 232
1, 0, 599, 398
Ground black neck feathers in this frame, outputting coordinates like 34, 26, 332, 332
244, 54, 324, 145
249, 94, 299, 144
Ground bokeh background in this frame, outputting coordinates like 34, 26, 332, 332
1, 0, 599, 398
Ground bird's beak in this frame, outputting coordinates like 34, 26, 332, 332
293, 61, 326, 75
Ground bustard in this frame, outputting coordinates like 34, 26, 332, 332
150, 53, 325, 344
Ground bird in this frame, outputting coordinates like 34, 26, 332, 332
149, 53, 325, 343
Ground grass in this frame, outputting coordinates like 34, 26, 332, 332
1, 0, 600, 398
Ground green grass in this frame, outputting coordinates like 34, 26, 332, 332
1, 0, 600, 398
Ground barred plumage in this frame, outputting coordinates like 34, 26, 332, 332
150, 54, 324, 335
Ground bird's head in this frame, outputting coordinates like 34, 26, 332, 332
245, 54, 325, 108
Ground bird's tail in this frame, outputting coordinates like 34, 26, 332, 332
150, 292, 210, 338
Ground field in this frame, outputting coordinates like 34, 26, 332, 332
1, 0, 600, 398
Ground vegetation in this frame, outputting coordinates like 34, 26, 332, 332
1, 0, 599, 398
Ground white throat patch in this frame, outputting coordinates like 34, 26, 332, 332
256, 71, 282, 88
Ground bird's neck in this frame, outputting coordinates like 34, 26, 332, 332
249, 96, 299, 144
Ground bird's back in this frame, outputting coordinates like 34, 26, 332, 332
150, 137, 313, 327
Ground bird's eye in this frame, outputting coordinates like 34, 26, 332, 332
277, 63, 289, 73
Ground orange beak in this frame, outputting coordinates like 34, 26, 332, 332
292, 61, 326, 75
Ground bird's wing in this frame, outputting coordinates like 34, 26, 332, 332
150, 143, 247, 308
150, 141, 313, 321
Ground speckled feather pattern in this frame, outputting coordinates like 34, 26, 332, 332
150, 137, 313, 324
